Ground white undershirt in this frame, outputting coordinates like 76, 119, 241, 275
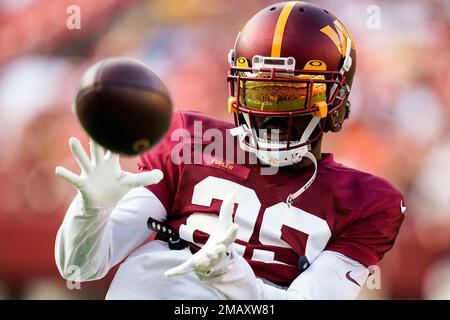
55, 187, 369, 300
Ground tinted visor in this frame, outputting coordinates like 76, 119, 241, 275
238, 73, 326, 112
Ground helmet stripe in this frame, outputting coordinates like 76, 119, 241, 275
271, 1, 297, 57
320, 20, 355, 58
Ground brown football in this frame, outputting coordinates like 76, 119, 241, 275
75, 57, 172, 155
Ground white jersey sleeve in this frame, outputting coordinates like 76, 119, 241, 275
54, 187, 166, 281
203, 250, 369, 300
55, 186, 369, 300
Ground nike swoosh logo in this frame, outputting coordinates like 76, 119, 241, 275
346, 271, 361, 287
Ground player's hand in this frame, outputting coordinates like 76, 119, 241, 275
165, 194, 238, 279
55, 137, 163, 209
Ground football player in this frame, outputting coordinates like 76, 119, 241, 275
55, 1, 405, 299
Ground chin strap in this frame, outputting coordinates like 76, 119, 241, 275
230, 126, 319, 206
286, 151, 318, 207
298, 116, 321, 145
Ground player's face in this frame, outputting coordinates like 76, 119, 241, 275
253, 114, 313, 142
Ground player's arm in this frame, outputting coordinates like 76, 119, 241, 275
170, 193, 403, 299
54, 137, 164, 281
199, 250, 369, 300
165, 194, 369, 300
256, 197, 405, 300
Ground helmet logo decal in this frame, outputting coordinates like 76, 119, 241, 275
304, 60, 327, 71
271, 1, 298, 57
236, 57, 249, 68
320, 19, 355, 57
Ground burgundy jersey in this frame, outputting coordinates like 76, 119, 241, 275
138, 110, 405, 286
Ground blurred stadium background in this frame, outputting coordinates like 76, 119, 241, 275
0, 0, 449, 299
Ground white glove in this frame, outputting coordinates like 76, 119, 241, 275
55, 137, 163, 209
165, 193, 239, 279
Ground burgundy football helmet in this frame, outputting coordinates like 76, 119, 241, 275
228, 1, 356, 168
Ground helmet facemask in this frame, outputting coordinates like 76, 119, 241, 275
228, 54, 350, 167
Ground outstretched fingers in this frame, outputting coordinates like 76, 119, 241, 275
121, 169, 164, 188
217, 193, 235, 230
104, 150, 119, 165
214, 223, 239, 247
55, 166, 82, 187
89, 138, 104, 166
69, 137, 92, 175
